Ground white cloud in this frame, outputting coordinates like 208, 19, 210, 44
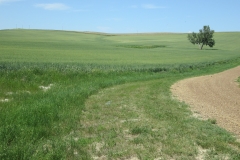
142, 4, 165, 9
0, 0, 21, 4
35, 3, 70, 11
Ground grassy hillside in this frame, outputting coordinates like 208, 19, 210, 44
1, 30, 240, 66
0, 30, 240, 159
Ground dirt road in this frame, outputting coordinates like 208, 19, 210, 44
171, 66, 240, 136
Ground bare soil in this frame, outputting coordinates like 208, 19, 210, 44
171, 66, 240, 137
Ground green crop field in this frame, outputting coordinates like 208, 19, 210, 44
1, 30, 240, 66
0, 29, 240, 159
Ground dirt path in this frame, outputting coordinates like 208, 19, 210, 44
171, 66, 240, 137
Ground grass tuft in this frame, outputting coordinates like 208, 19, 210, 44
208, 118, 217, 124
130, 126, 150, 135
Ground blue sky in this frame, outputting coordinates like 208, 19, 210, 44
1, 0, 240, 33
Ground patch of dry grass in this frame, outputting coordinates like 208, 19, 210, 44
81, 83, 164, 159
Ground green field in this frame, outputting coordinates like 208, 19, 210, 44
0, 29, 240, 159
1, 30, 240, 66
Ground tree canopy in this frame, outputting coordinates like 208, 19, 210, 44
188, 26, 215, 50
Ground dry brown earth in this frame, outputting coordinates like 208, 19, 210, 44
171, 66, 240, 137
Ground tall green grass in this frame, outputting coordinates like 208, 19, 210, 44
2, 61, 240, 159
0, 30, 240, 159
0, 64, 162, 159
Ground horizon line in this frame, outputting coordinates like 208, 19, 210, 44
1, 28, 240, 35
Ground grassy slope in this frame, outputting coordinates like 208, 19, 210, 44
83, 68, 240, 159
0, 30, 240, 159
0, 30, 240, 65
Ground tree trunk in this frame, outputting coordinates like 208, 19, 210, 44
199, 43, 204, 50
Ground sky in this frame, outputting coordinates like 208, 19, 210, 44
0, 0, 240, 33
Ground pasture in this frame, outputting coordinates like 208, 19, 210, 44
0, 29, 240, 159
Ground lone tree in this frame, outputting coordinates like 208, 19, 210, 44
188, 25, 215, 50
